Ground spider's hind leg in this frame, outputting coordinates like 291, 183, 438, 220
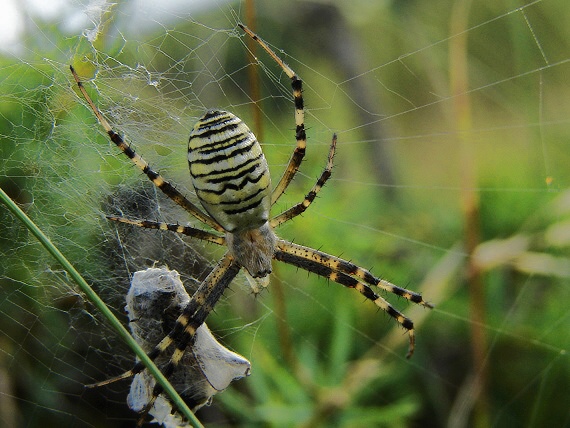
134, 255, 240, 423
274, 240, 433, 358
87, 254, 240, 426
69, 65, 222, 232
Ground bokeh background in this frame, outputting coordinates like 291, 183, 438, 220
1, 0, 569, 427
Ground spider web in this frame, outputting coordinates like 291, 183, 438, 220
1, 0, 570, 426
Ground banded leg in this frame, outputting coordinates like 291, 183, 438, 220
239, 24, 307, 206
87, 254, 240, 423
274, 240, 433, 358
107, 216, 226, 245
271, 134, 336, 228
137, 255, 240, 425
70, 65, 223, 233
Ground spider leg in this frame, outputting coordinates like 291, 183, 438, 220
138, 255, 240, 424
239, 24, 307, 206
274, 240, 433, 358
271, 134, 336, 227
107, 216, 226, 245
87, 254, 240, 423
70, 65, 223, 233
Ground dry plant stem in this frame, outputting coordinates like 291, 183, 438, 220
241, 5, 297, 369
244, 0, 264, 141
242, 8, 299, 377
449, 1, 489, 427
270, 265, 299, 371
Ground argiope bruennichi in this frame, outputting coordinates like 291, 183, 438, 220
71, 23, 433, 425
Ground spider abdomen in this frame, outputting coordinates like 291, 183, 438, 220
188, 110, 271, 232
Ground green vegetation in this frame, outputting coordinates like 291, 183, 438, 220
1, 1, 569, 427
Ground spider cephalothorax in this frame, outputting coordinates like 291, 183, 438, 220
225, 223, 276, 278
71, 23, 433, 426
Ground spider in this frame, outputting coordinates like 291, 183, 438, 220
71, 24, 433, 424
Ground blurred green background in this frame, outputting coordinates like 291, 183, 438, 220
1, 0, 569, 427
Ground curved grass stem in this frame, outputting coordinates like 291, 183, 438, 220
0, 186, 203, 428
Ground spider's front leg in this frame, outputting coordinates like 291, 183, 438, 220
271, 134, 337, 227
106, 215, 226, 245
239, 23, 307, 206
70, 65, 222, 233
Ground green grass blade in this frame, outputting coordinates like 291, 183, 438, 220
0, 186, 203, 428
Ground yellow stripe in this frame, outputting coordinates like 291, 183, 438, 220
157, 336, 173, 352
172, 348, 185, 364
177, 314, 189, 327
184, 325, 196, 336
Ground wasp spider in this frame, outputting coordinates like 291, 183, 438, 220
71, 24, 433, 424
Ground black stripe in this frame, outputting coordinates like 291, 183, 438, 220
146, 169, 158, 180
191, 121, 240, 142
205, 160, 259, 183
191, 133, 253, 156
385, 306, 413, 330
108, 130, 129, 152
362, 270, 378, 285
389, 286, 424, 303
292, 77, 304, 110
222, 197, 265, 215
216, 184, 269, 205
195, 171, 268, 195
359, 283, 378, 301
338, 260, 358, 276
408, 294, 424, 304
191, 133, 244, 155
296, 125, 306, 142
402, 318, 413, 330
201, 110, 226, 121
191, 155, 262, 179
190, 138, 255, 165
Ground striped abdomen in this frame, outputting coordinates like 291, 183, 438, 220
188, 110, 271, 233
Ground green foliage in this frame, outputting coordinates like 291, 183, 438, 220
1, 1, 569, 427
